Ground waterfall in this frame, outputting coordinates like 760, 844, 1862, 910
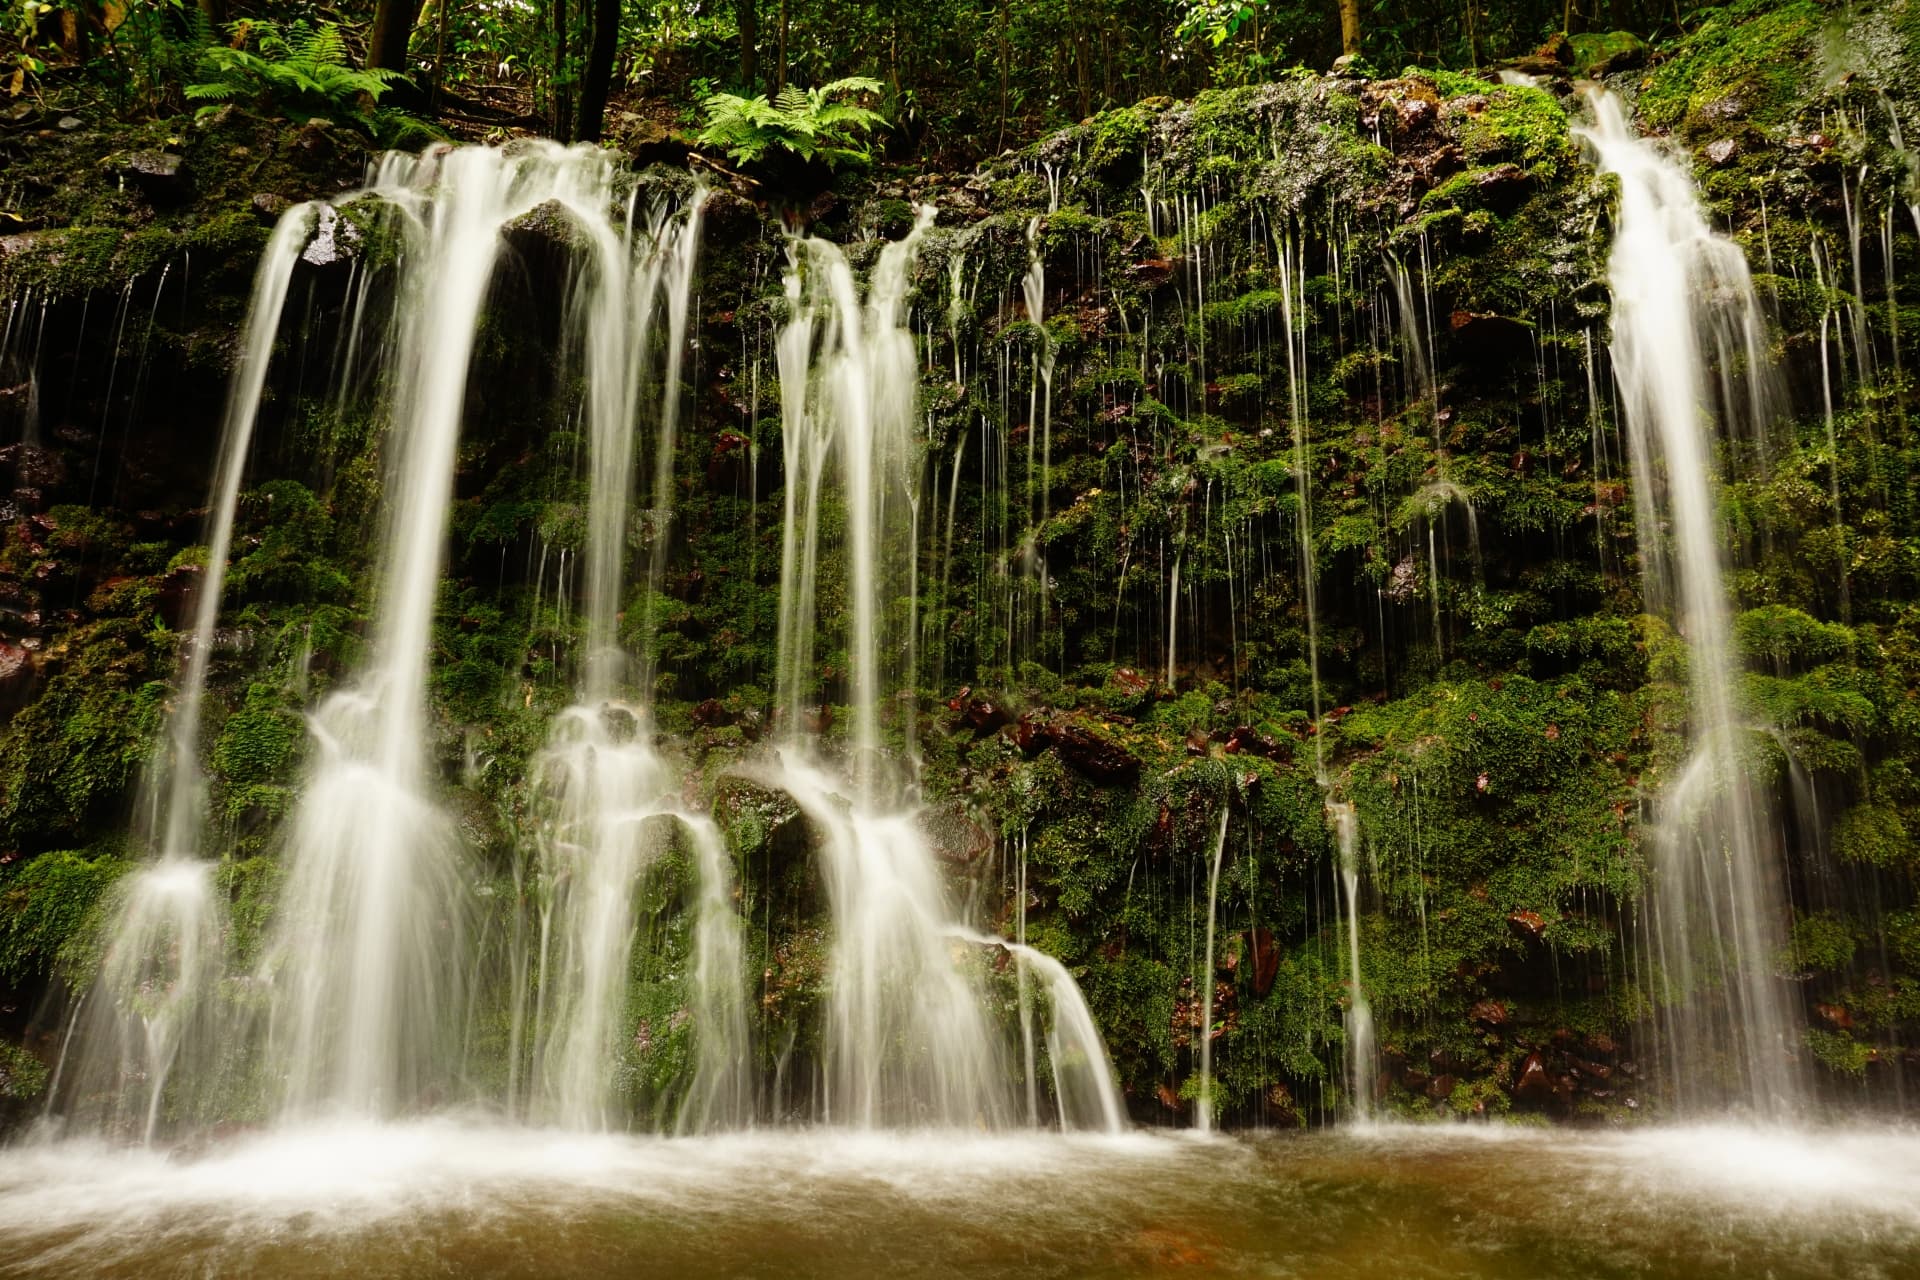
48, 861, 222, 1143
265, 145, 656, 1120
769, 209, 1121, 1131
521, 189, 722, 1131
152, 205, 320, 866
1330, 801, 1376, 1121
50, 207, 316, 1140
1581, 90, 1805, 1119
1195, 806, 1228, 1134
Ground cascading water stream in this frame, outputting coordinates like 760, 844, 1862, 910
1581, 90, 1805, 1119
1329, 801, 1375, 1121
51, 206, 316, 1141
1195, 806, 1229, 1134
266, 145, 652, 1120
519, 189, 731, 1132
769, 209, 1120, 1131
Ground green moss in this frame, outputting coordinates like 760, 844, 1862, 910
0, 847, 129, 981
1638, 0, 1824, 132
0, 622, 162, 849
1786, 912, 1857, 974
1834, 803, 1913, 870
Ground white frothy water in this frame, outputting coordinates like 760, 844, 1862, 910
49, 861, 222, 1144
266, 145, 655, 1119
1330, 800, 1376, 1121
1581, 90, 1804, 1119
768, 208, 1119, 1130
53, 206, 318, 1141
516, 185, 726, 1131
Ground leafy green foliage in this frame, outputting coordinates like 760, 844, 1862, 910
185, 21, 434, 145
697, 77, 887, 170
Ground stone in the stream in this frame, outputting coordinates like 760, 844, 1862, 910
300, 203, 359, 267
1569, 30, 1649, 76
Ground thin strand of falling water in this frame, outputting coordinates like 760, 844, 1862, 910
1329, 800, 1376, 1123
1580, 89, 1805, 1120
946, 927, 1124, 1134
156, 206, 319, 865
1195, 806, 1228, 1134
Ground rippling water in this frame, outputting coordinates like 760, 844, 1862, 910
1, 1121, 1917, 1277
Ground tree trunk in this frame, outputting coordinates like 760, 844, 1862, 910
552, 0, 573, 143
369, 0, 426, 73
737, 0, 757, 91
776, 0, 788, 92
574, 0, 620, 142
1338, 0, 1361, 56
995, 0, 1009, 150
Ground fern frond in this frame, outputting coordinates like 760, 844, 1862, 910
816, 75, 884, 99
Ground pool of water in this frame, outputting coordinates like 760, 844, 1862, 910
1, 1120, 1917, 1277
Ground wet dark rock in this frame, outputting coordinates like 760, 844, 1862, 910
1247, 926, 1279, 996
706, 430, 753, 492
0, 639, 33, 709
1469, 163, 1531, 212
921, 800, 994, 866
1425, 1073, 1456, 1101
961, 697, 1009, 732
157, 562, 202, 627
1816, 1003, 1855, 1031
1507, 909, 1546, 940
598, 702, 639, 740
690, 698, 734, 728
1448, 310, 1533, 363
1184, 730, 1210, 757
1569, 29, 1648, 76
122, 151, 190, 204
1515, 1051, 1552, 1101
301, 203, 360, 267
1469, 999, 1509, 1029
503, 198, 593, 257
1222, 726, 1288, 761
0, 444, 64, 490
252, 192, 293, 223
1015, 712, 1141, 785
1110, 667, 1151, 696
615, 115, 692, 169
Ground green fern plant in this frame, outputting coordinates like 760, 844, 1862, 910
186, 21, 435, 146
698, 76, 889, 171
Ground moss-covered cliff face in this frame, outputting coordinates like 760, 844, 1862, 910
0, 0, 1915, 1128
